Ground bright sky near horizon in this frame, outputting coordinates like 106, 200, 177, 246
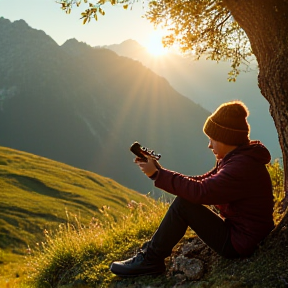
0, 0, 158, 48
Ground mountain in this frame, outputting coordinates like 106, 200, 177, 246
106, 39, 282, 160
0, 146, 152, 256
0, 18, 214, 195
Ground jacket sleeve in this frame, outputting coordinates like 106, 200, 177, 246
188, 165, 218, 181
154, 158, 251, 205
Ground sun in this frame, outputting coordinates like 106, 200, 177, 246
145, 29, 168, 56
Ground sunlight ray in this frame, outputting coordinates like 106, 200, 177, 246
93, 65, 152, 174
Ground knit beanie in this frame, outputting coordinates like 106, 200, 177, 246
203, 101, 250, 145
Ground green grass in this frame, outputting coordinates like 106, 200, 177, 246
22, 195, 287, 288
0, 146, 154, 286
24, 198, 170, 288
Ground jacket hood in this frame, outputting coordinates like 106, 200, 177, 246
225, 140, 271, 165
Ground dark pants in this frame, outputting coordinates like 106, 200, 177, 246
147, 196, 239, 260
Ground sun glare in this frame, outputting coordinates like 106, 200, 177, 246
145, 29, 168, 56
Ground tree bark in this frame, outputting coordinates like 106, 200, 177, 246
222, 0, 288, 211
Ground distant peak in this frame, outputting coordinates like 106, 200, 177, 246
13, 19, 30, 28
105, 39, 145, 54
0, 17, 11, 24
121, 39, 140, 45
120, 39, 143, 48
14, 19, 28, 24
62, 38, 91, 48
63, 38, 80, 44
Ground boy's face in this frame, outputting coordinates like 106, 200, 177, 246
208, 138, 229, 160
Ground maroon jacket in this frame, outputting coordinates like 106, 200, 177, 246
154, 140, 275, 256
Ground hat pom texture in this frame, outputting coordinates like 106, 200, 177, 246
203, 101, 250, 145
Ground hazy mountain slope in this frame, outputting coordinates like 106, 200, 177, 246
0, 146, 151, 255
0, 18, 215, 194
107, 40, 281, 159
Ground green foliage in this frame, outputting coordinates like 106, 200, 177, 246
59, 0, 134, 24
267, 159, 285, 225
57, 0, 252, 81
146, 0, 252, 81
267, 158, 284, 202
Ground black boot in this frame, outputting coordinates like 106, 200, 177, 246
109, 245, 165, 277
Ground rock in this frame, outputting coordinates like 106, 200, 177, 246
172, 255, 204, 280
182, 241, 206, 257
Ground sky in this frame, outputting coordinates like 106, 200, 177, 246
0, 0, 157, 47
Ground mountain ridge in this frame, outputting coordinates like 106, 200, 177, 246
0, 18, 214, 195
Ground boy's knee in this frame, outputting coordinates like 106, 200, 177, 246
171, 196, 195, 211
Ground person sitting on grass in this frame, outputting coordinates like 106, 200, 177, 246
110, 100, 275, 277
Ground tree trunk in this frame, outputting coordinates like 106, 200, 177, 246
222, 0, 288, 212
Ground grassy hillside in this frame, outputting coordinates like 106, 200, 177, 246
17, 160, 286, 288
0, 146, 152, 263
1, 147, 287, 288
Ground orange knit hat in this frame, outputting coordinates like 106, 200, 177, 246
203, 101, 250, 145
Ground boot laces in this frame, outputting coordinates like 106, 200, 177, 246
127, 250, 146, 264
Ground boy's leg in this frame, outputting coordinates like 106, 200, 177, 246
148, 196, 239, 260
110, 196, 239, 277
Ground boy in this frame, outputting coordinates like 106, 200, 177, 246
110, 101, 275, 277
